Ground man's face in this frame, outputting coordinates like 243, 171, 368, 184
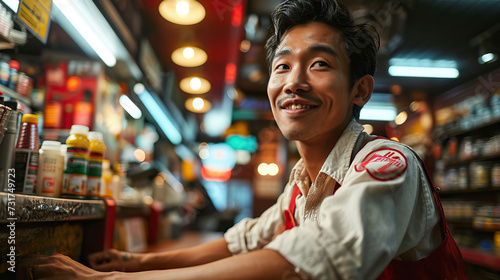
267, 22, 355, 143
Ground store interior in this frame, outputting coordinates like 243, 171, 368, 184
0, 0, 500, 278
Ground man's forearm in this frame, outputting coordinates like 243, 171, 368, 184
114, 249, 299, 280
139, 238, 233, 271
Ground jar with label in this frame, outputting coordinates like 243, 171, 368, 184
470, 162, 490, 189
37, 140, 63, 197
87, 131, 105, 197
63, 125, 89, 198
14, 114, 39, 193
492, 163, 500, 188
457, 167, 468, 189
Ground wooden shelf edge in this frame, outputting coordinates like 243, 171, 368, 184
460, 247, 500, 270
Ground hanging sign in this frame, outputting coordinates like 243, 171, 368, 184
17, 0, 52, 43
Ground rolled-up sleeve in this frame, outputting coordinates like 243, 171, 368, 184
224, 183, 295, 255
265, 146, 435, 279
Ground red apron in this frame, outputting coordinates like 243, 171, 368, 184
283, 164, 468, 279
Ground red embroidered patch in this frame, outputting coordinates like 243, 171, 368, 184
354, 148, 408, 181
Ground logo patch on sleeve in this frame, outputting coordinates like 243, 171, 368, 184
354, 148, 408, 181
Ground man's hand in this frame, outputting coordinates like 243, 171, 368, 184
88, 249, 143, 272
18, 254, 107, 280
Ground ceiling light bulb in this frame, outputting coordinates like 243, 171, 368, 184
172, 46, 207, 67
183, 47, 195, 59
193, 97, 204, 110
176, 1, 189, 16
479, 52, 498, 64
190, 77, 202, 90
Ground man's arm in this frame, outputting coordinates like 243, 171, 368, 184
32, 249, 299, 280
88, 238, 232, 272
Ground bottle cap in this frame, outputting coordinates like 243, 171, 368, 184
41, 140, 61, 151
22, 114, 38, 124
88, 131, 103, 141
60, 144, 67, 156
8, 60, 19, 70
69, 124, 89, 135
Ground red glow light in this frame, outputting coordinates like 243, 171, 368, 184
231, 4, 243, 27
225, 63, 237, 84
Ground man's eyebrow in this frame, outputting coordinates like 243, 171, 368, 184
273, 48, 291, 60
308, 45, 340, 58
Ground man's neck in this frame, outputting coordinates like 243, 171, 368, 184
295, 124, 348, 184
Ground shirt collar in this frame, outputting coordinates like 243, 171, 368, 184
289, 120, 365, 195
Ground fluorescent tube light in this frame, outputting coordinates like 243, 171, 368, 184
360, 107, 397, 121
119, 95, 142, 119
53, 0, 116, 67
388, 66, 459, 78
134, 84, 182, 145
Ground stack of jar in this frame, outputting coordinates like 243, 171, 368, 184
0, 116, 107, 198
0, 53, 34, 97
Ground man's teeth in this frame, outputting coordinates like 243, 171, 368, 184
286, 104, 313, 110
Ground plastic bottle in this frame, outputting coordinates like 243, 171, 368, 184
0, 55, 11, 85
0, 101, 18, 191
8, 60, 19, 90
87, 131, 105, 197
37, 140, 63, 197
62, 125, 89, 198
14, 114, 39, 193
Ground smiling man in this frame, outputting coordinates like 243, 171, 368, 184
22, 0, 467, 279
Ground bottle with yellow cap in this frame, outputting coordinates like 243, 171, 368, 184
14, 114, 39, 193
62, 125, 89, 198
87, 131, 105, 198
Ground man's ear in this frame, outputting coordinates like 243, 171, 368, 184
352, 75, 374, 106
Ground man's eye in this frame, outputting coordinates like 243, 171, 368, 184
312, 61, 329, 67
276, 64, 290, 70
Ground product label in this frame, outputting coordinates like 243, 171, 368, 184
87, 177, 101, 196
63, 173, 87, 195
42, 177, 55, 193
14, 150, 38, 193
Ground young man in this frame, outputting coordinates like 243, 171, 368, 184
23, 0, 467, 279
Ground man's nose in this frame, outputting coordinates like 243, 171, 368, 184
283, 67, 311, 94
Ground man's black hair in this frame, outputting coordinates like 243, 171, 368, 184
265, 0, 380, 121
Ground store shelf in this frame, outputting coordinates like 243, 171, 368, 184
434, 117, 500, 140
460, 247, 500, 271
444, 153, 500, 168
0, 192, 106, 222
0, 83, 30, 106
439, 187, 500, 196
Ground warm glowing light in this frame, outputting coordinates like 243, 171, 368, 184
134, 148, 146, 162
268, 163, 279, 176
172, 46, 207, 67
66, 76, 81, 91
391, 137, 400, 142
362, 124, 374, 135
190, 77, 201, 90
409, 101, 421, 112
159, 0, 205, 25
185, 97, 211, 113
193, 97, 204, 110
240, 40, 251, 53
176, 1, 189, 16
180, 76, 211, 94
258, 163, 269, 176
183, 47, 194, 59
395, 111, 408, 125
199, 148, 209, 159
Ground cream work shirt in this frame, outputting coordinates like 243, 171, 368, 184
224, 120, 442, 279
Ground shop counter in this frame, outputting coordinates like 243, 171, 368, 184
0, 192, 116, 277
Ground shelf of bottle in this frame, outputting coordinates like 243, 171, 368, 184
442, 153, 500, 168
0, 83, 30, 106
434, 117, 500, 140
0, 191, 106, 223
438, 187, 500, 196
447, 220, 500, 232
460, 247, 500, 271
